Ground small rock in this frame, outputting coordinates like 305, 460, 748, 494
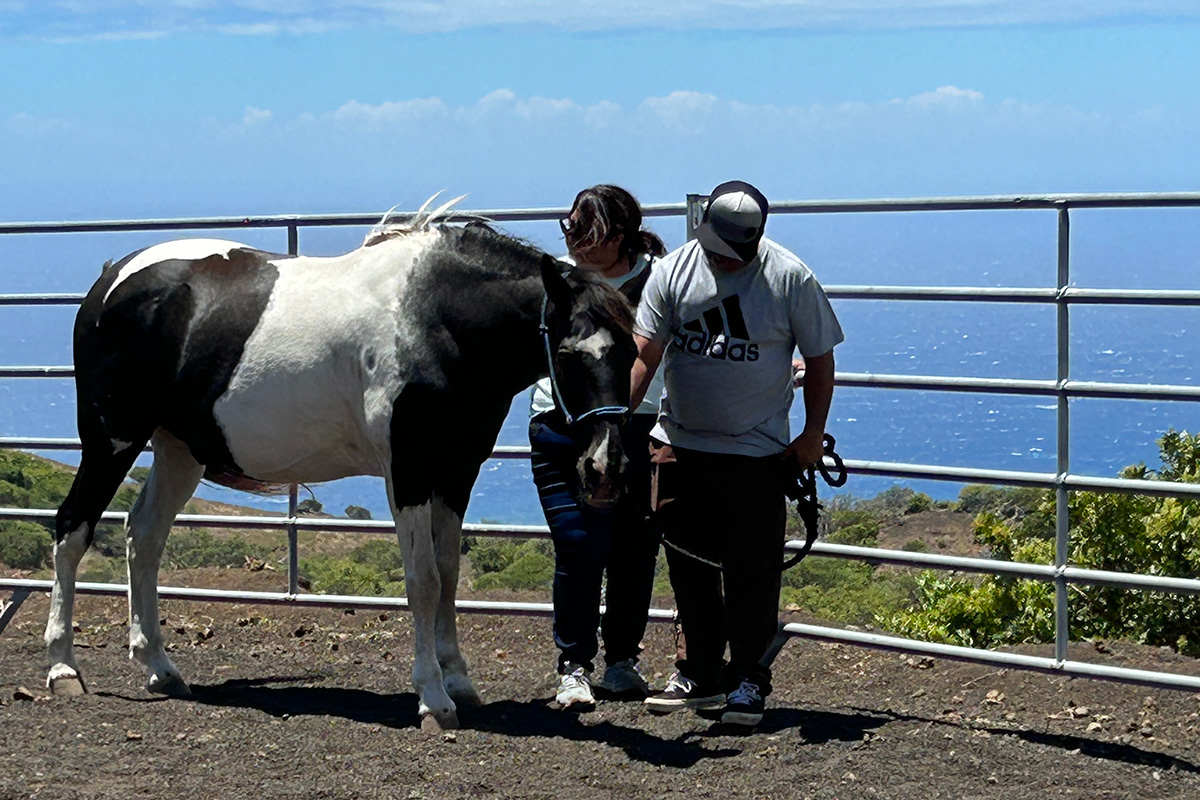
442, 732, 457, 743
1086, 722, 1103, 733
1072, 706, 1090, 718
14, 686, 36, 702
126, 731, 143, 741
983, 690, 1006, 705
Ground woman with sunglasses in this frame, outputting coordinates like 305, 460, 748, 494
530, 184, 668, 710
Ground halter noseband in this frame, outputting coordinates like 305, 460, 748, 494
540, 293, 629, 426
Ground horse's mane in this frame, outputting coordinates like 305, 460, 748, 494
571, 273, 635, 337
363, 192, 474, 246
364, 194, 634, 337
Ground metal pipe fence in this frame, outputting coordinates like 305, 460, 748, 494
3, 192, 1200, 692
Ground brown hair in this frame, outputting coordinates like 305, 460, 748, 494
564, 184, 667, 267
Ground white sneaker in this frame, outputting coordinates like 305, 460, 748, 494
556, 664, 595, 710
595, 658, 651, 697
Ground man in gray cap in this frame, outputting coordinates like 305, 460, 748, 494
631, 180, 843, 727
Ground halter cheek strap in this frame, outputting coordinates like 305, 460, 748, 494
540, 292, 629, 426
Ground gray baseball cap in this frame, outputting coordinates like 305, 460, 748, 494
694, 180, 769, 262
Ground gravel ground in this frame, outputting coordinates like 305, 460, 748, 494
3, 579, 1200, 800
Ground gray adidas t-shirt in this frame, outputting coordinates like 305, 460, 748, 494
634, 238, 844, 456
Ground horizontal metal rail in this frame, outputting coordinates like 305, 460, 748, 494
2, 192, 1198, 239
780, 622, 1200, 692
5, 366, 1200, 404
5, 505, 1200, 596
11, 285, 1200, 308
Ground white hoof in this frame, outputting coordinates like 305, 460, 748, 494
420, 708, 460, 732
48, 673, 88, 697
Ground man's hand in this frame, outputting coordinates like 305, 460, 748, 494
782, 350, 835, 466
782, 429, 825, 467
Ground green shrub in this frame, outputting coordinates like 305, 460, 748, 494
781, 556, 918, 627
826, 520, 879, 548
301, 557, 405, 596
905, 492, 933, 514
466, 537, 555, 591
162, 529, 274, 569
0, 521, 54, 569
892, 429, 1200, 655
345, 505, 372, 520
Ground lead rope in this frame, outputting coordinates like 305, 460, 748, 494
660, 434, 846, 573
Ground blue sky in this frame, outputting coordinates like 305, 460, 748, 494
3, 1, 1199, 222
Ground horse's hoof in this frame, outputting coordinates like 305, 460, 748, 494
147, 673, 191, 697
420, 709, 460, 732
451, 690, 482, 709
445, 678, 481, 708
49, 675, 87, 697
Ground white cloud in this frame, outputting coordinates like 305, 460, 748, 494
6, 1, 1200, 40
902, 85, 985, 108
329, 97, 450, 126
637, 91, 719, 133
242, 106, 272, 126
300, 85, 1096, 139
5, 111, 69, 134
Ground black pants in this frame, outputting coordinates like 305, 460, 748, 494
651, 440, 786, 695
530, 413, 659, 673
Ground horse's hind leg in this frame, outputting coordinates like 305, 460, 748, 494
431, 495, 479, 708
46, 435, 147, 696
126, 431, 204, 695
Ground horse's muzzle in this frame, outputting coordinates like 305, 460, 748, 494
577, 419, 626, 508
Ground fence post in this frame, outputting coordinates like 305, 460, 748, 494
685, 194, 704, 240
0, 589, 31, 636
1054, 205, 1071, 664
287, 223, 300, 596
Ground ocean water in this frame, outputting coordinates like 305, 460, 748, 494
2, 206, 1199, 524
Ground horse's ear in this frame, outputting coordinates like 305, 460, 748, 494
540, 254, 573, 311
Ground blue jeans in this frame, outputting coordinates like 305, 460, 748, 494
529, 412, 659, 673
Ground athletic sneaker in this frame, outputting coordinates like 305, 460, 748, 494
595, 658, 651, 698
556, 664, 596, 710
720, 679, 765, 726
643, 672, 725, 715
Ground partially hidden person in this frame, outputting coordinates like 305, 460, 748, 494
529, 184, 668, 710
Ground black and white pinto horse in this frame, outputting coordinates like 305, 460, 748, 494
45, 204, 636, 730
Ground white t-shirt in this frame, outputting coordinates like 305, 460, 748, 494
529, 253, 665, 417
634, 238, 844, 456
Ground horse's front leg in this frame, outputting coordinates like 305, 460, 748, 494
392, 498, 457, 730
431, 496, 478, 708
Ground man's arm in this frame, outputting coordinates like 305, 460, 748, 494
782, 350, 834, 466
630, 334, 666, 409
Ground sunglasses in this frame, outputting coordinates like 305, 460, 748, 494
559, 216, 583, 239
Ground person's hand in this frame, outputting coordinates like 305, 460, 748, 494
792, 357, 806, 388
781, 428, 824, 467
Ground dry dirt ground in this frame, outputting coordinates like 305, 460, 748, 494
4, 566, 1200, 800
